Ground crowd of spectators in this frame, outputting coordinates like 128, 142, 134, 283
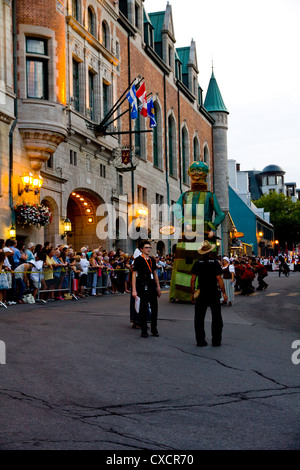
217, 253, 297, 304
0, 237, 297, 308
0, 239, 174, 306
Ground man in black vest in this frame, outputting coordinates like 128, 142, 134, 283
191, 240, 227, 347
132, 240, 161, 338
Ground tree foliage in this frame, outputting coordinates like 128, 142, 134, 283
252, 192, 300, 249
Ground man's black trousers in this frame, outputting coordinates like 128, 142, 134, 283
137, 285, 158, 334
194, 295, 223, 344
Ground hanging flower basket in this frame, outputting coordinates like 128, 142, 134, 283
14, 203, 52, 229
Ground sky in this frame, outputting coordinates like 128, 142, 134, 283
145, 0, 300, 187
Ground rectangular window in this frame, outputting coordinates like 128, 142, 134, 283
137, 185, 147, 205
47, 154, 54, 169
169, 45, 172, 67
156, 193, 164, 223
153, 123, 158, 167
72, 59, 80, 111
103, 82, 110, 118
135, 113, 141, 151
26, 38, 46, 54
268, 176, 276, 185
171, 200, 176, 227
88, 71, 95, 121
70, 150, 77, 166
26, 37, 48, 99
119, 0, 128, 17
118, 174, 123, 194
100, 164, 106, 178
135, 3, 139, 28
72, 0, 79, 21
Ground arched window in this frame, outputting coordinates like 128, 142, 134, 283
87, 7, 96, 36
168, 115, 176, 177
102, 21, 110, 50
203, 145, 209, 166
193, 136, 200, 161
153, 109, 159, 167
153, 101, 163, 169
203, 145, 210, 187
182, 127, 189, 184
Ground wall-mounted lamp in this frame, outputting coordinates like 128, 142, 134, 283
9, 224, 16, 238
61, 218, 72, 239
136, 206, 149, 218
18, 172, 43, 196
258, 231, 263, 237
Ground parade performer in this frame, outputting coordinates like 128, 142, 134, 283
169, 161, 225, 302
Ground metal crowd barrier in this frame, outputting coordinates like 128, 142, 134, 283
0, 264, 174, 306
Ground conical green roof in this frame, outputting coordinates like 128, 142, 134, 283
204, 69, 228, 113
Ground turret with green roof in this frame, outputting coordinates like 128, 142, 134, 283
204, 67, 230, 254
204, 69, 228, 114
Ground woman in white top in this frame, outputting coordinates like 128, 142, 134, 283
221, 256, 235, 306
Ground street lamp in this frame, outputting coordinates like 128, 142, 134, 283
61, 218, 72, 239
9, 224, 16, 238
136, 206, 148, 218
18, 172, 43, 195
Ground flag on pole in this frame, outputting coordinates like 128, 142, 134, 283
126, 84, 138, 119
136, 81, 148, 117
147, 97, 157, 128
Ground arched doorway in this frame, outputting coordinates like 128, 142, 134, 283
66, 189, 107, 251
41, 196, 59, 247
157, 240, 165, 256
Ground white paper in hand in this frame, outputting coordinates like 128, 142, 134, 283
135, 296, 140, 313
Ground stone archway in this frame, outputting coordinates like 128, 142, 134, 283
66, 189, 107, 252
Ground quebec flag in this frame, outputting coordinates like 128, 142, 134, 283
147, 97, 157, 128
126, 84, 138, 119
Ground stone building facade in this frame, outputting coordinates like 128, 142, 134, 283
0, 0, 230, 255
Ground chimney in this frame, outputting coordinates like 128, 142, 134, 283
236, 163, 240, 172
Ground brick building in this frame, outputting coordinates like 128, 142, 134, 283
0, 0, 229, 254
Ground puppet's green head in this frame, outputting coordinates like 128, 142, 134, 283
188, 161, 209, 181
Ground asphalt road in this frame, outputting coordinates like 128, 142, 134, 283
0, 271, 299, 451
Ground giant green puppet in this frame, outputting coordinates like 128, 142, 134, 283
169, 161, 225, 302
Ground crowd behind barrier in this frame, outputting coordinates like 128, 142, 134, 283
0, 239, 174, 307
0, 237, 298, 308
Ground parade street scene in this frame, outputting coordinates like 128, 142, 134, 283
0, 0, 299, 454
0, 270, 299, 450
